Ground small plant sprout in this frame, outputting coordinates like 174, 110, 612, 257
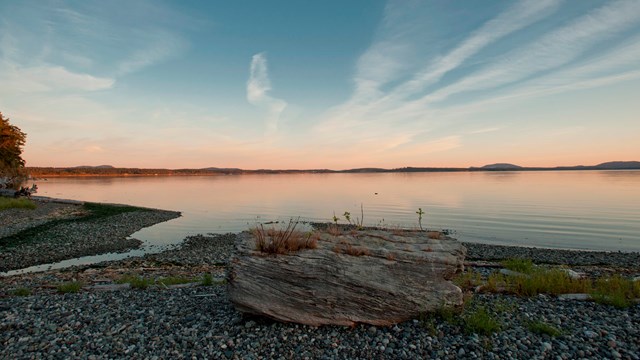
343, 211, 352, 224
57, 281, 83, 294
332, 212, 339, 224
416, 208, 425, 230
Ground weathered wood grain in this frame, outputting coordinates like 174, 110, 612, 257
227, 229, 466, 326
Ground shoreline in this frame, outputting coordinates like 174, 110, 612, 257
1, 198, 639, 359
1, 196, 639, 274
0, 198, 181, 273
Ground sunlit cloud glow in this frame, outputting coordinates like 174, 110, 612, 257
0, 0, 638, 169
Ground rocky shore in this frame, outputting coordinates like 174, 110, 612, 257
0, 199, 180, 272
1, 208, 639, 359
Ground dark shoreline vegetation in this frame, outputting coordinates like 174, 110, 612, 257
1, 200, 639, 359
1, 203, 150, 249
25, 160, 640, 177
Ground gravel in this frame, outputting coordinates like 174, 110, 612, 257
1, 289, 638, 359
464, 242, 640, 268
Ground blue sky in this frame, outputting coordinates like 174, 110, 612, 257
1, 0, 639, 169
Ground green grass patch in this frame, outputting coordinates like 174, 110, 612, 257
0, 196, 36, 211
476, 265, 638, 308
11, 287, 31, 296
200, 273, 226, 286
591, 274, 640, 309
116, 275, 154, 289
483, 267, 591, 297
462, 305, 501, 335
57, 281, 83, 294
201, 273, 214, 286
454, 270, 483, 289
0, 202, 149, 250
527, 321, 562, 337
501, 258, 535, 274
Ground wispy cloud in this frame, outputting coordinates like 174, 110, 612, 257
116, 30, 188, 76
0, 63, 114, 93
247, 52, 287, 136
415, 0, 640, 106
395, 0, 561, 99
316, 0, 640, 155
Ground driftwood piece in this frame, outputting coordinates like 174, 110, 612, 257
227, 229, 466, 326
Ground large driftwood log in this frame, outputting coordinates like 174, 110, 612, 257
227, 228, 466, 326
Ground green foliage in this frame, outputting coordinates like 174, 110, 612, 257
486, 268, 591, 297
527, 321, 562, 337
57, 281, 83, 294
343, 211, 351, 224
0, 112, 28, 189
201, 273, 226, 286
416, 208, 425, 230
453, 270, 483, 289
462, 306, 501, 335
417, 313, 438, 336
501, 258, 535, 274
11, 287, 31, 296
201, 273, 214, 286
0, 197, 36, 211
479, 266, 638, 308
81, 202, 147, 221
116, 275, 153, 289
591, 274, 639, 309
332, 212, 339, 224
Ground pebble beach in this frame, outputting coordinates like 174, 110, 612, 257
1, 201, 639, 359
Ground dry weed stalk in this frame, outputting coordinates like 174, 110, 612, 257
333, 242, 370, 257
253, 219, 318, 254
327, 224, 342, 236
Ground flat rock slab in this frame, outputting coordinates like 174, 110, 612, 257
227, 229, 466, 326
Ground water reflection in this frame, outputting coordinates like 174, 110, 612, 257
32, 171, 640, 252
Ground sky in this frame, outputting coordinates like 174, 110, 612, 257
1, 0, 639, 170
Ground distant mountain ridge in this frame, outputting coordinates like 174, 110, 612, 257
594, 161, 640, 169
478, 163, 523, 170
27, 160, 640, 176
72, 165, 115, 169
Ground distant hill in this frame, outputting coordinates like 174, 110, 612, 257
72, 165, 115, 169
202, 167, 242, 172
594, 161, 640, 169
26, 160, 640, 177
478, 163, 523, 170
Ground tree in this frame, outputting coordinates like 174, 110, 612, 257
0, 112, 27, 189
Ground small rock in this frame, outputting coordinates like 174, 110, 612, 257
558, 293, 591, 301
584, 330, 598, 339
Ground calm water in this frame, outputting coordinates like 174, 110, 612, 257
7, 170, 639, 274
30, 170, 639, 252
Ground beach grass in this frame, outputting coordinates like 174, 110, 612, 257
456, 259, 639, 308
462, 305, 501, 335
527, 320, 562, 337
57, 281, 83, 294
11, 287, 32, 296
0, 196, 36, 211
252, 219, 318, 254
116, 275, 154, 289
